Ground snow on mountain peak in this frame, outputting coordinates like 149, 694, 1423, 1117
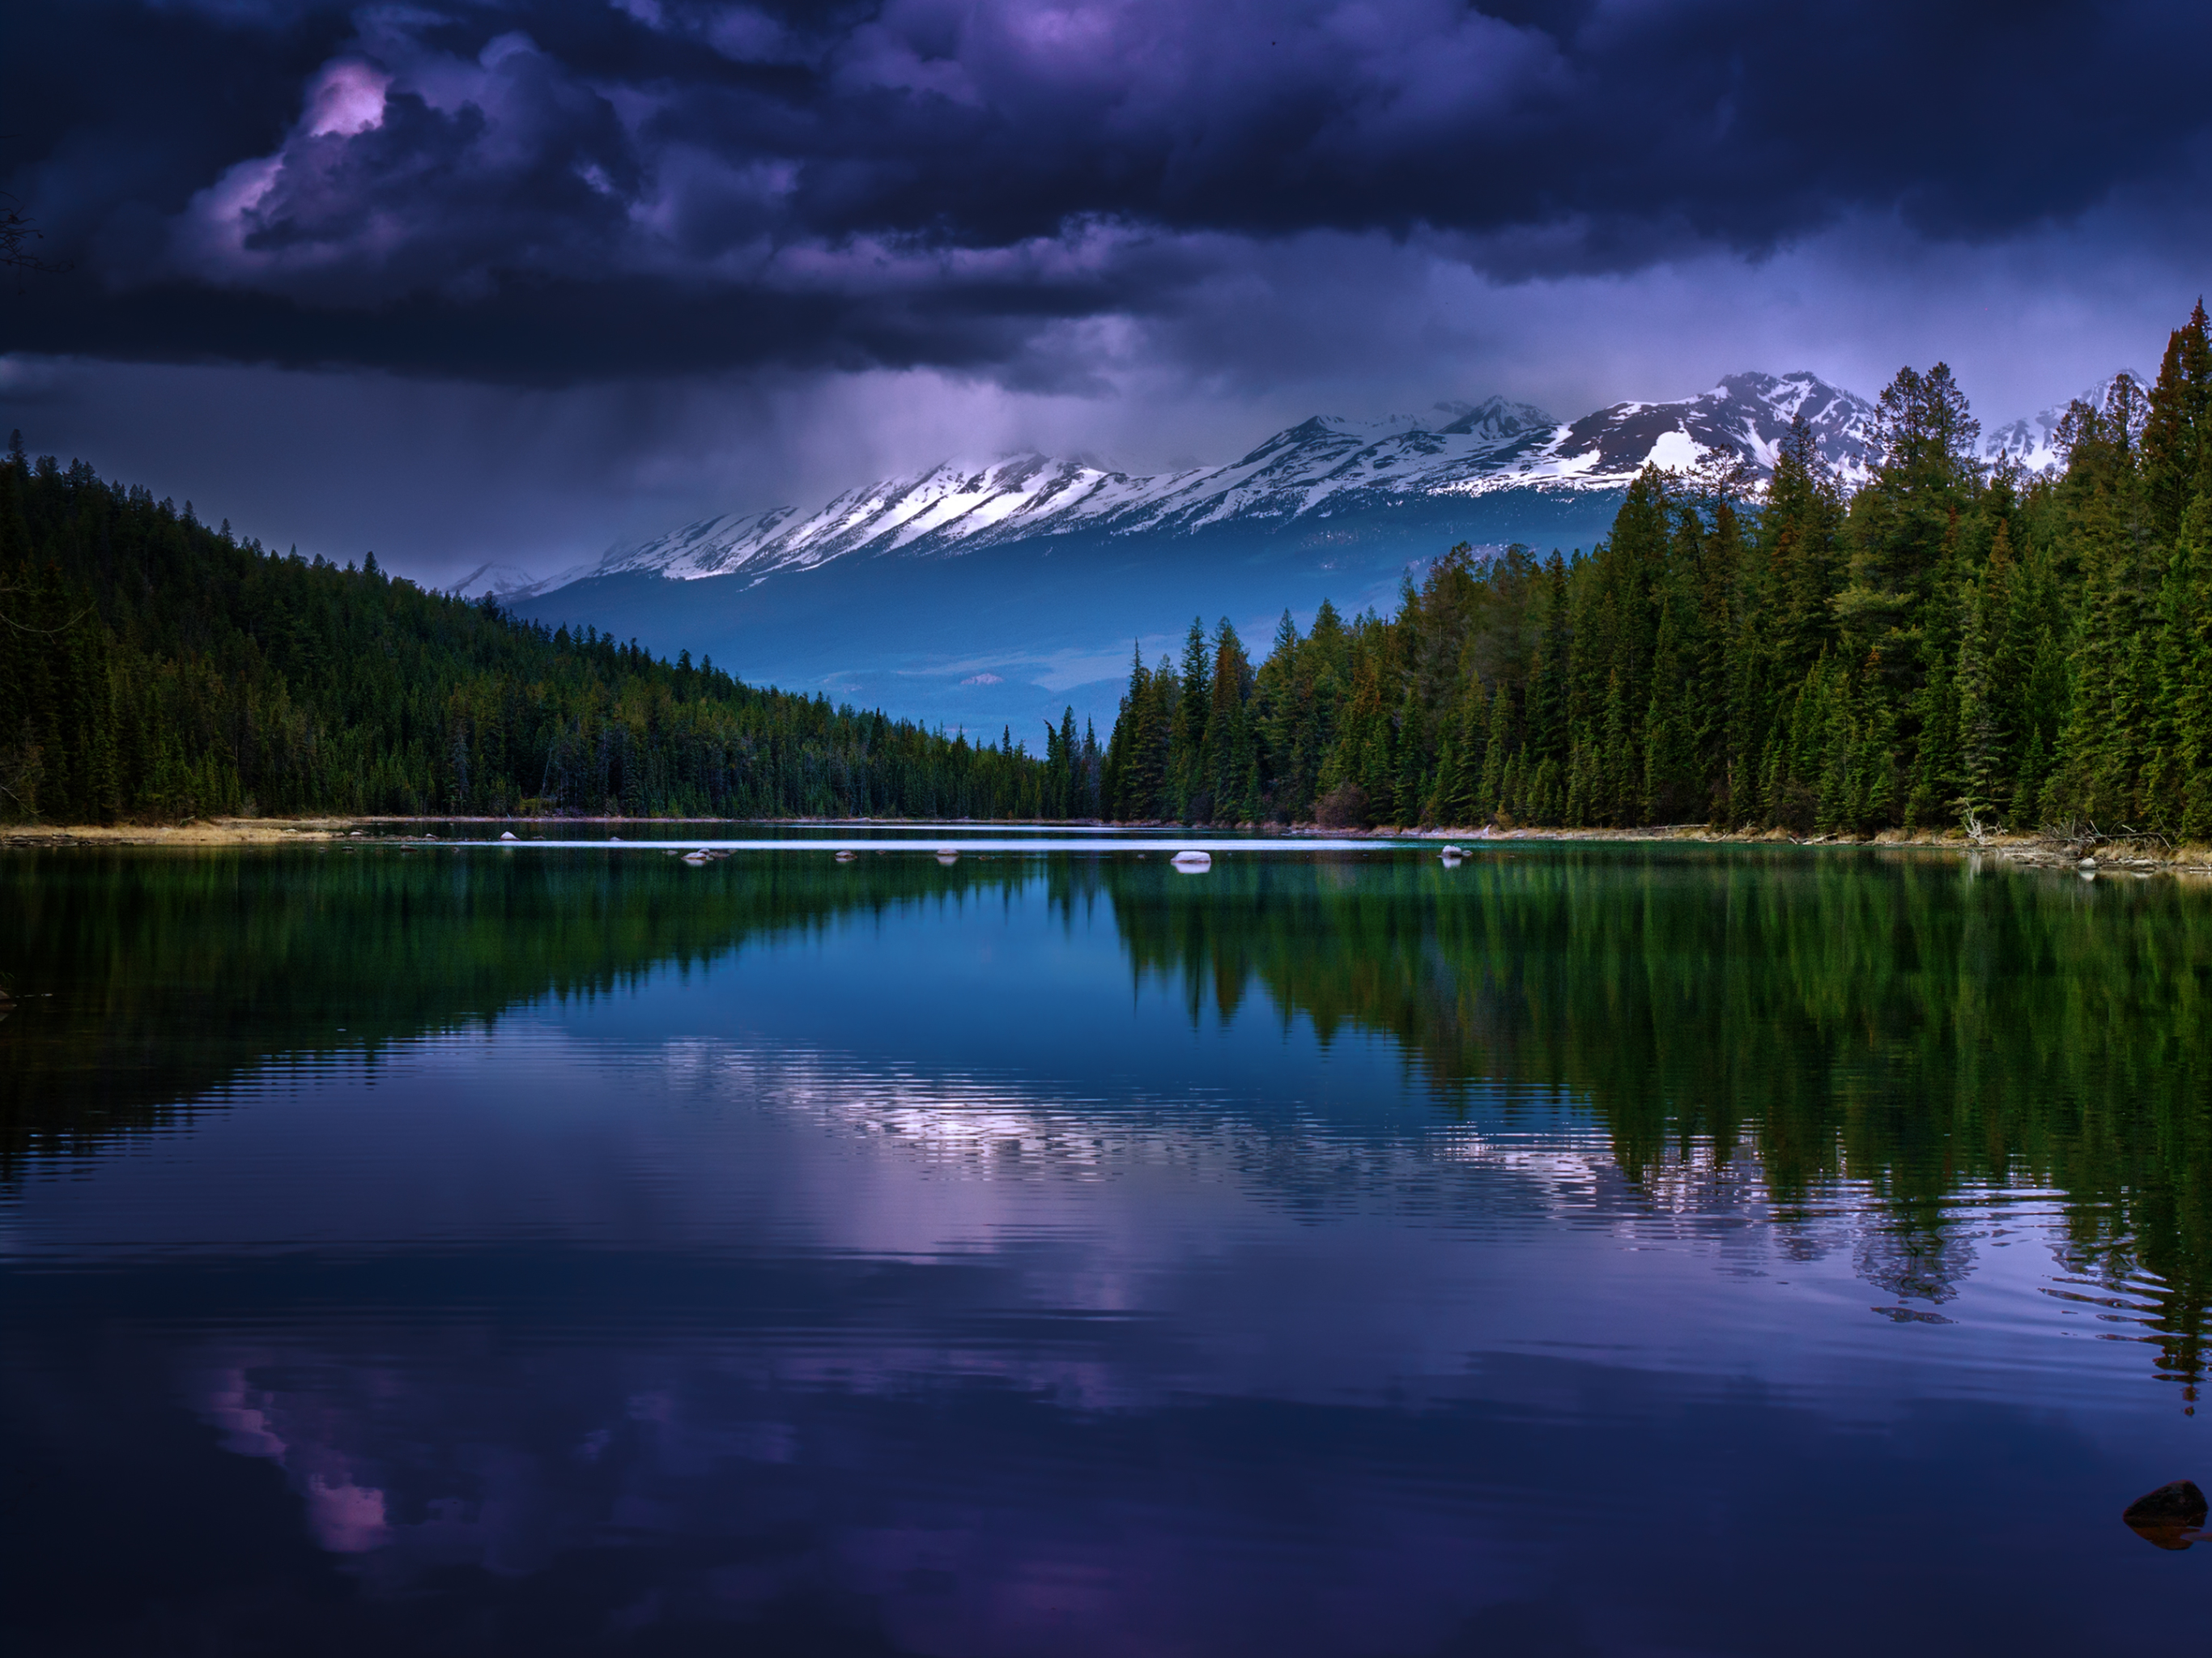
449, 560, 573, 601
1982, 371, 2147, 474
1439, 397, 1555, 440
555, 373, 1888, 594
1542, 372, 1876, 486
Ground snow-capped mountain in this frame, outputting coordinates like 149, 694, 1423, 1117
1981, 372, 2146, 474
496, 367, 2133, 741
519, 373, 1878, 597
449, 560, 561, 601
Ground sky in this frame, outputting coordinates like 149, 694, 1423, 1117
4, 0, 2211, 586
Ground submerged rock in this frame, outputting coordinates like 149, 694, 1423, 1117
835, 849, 857, 862
2124, 1480, 2207, 1549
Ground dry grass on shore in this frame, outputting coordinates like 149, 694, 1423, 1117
4, 815, 2210, 876
0, 818, 355, 847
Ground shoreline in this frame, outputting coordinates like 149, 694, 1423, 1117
4, 815, 2206, 877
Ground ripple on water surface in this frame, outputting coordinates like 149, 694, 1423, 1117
2, 842, 2209, 1656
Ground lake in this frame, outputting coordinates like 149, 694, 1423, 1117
4, 835, 2210, 1655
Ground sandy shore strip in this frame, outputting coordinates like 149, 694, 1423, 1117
2, 816, 2207, 876
0, 818, 359, 847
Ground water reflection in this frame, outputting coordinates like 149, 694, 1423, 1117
1114, 849, 2212, 1390
6, 845, 2212, 1383
4, 844, 2210, 1653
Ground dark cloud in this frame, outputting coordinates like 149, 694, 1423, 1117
5, 0, 2210, 380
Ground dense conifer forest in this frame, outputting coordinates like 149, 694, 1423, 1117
1104, 304, 2212, 838
11, 303, 2210, 835
0, 445, 1102, 823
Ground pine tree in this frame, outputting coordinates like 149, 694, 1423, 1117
2143, 300, 2212, 544
1478, 682, 1512, 820
1206, 618, 1256, 822
1170, 618, 1211, 822
1955, 561, 2001, 829
2174, 500, 2212, 844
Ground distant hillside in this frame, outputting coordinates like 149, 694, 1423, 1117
0, 456, 1088, 824
504, 371, 1887, 738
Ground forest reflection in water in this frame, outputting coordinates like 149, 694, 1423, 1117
6, 840, 2206, 1388
5, 840, 2212, 1655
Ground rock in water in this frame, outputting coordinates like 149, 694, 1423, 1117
2125, 1481, 2207, 1525
1172, 849, 1212, 872
2124, 1480, 2207, 1549
835, 849, 857, 862
500, 831, 517, 840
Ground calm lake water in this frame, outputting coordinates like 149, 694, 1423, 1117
5, 835, 2210, 1655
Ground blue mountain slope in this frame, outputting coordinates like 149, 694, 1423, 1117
503, 372, 1883, 739
511, 488, 1626, 740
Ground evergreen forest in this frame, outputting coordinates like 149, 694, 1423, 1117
1104, 304, 2212, 838
0, 446, 1101, 823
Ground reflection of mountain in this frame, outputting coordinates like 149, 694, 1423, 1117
1107, 848, 2212, 1385
9, 846, 2212, 1388
0, 847, 1051, 1179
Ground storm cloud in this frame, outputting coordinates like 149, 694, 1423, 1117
8, 0, 2212, 380
3, 2, 2209, 586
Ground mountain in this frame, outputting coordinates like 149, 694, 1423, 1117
449, 560, 564, 601
508, 372, 1882, 739
516, 375, 1874, 597
1980, 372, 2145, 474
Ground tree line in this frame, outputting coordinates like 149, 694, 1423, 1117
1104, 303, 2212, 838
0, 447, 1101, 823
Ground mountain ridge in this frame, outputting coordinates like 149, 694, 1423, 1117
493, 368, 2124, 740
467, 372, 1877, 601
467, 369, 2129, 606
